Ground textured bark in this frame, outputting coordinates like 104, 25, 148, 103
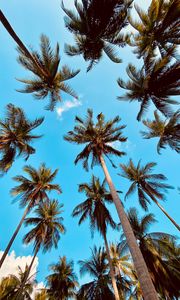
103, 233, 120, 300
0, 10, 47, 77
100, 155, 158, 300
0, 186, 41, 269
144, 185, 180, 231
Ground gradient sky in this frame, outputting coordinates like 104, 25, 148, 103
0, 0, 179, 289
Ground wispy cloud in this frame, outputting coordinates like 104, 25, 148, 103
56, 98, 82, 119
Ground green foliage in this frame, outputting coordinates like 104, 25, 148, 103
72, 175, 117, 237
64, 109, 127, 170
128, 0, 180, 60
62, 0, 133, 71
17, 35, 80, 110
46, 256, 79, 299
117, 56, 180, 120
124, 208, 180, 299
11, 163, 61, 209
23, 199, 65, 253
0, 103, 44, 173
120, 159, 173, 211
77, 246, 115, 300
0, 266, 35, 300
141, 110, 180, 153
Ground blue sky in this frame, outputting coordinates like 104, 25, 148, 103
0, 0, 179, 289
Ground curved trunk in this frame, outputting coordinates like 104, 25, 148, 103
0, 186, 41, 269
99, 155, 158, 300
144, 185, 180, 232
103, 232, 120, 300
0, 10, 47, 77
15, 246, 39, 300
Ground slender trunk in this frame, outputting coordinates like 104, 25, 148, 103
0, 186, 41, 269
0, 10, 47, 77
0, 204, 30, 269
103, 232, 120, 300
15, 246, 39, 300
144, 186, 180, 232
99, 155, 158, 300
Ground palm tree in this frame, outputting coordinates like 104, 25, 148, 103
0, 164, 61, 269
72, 175, 120, 300
124, 208, 180, 299
0, 265, 35, 300
64, 109, 158, 300
0, 103, 44, 173
15, 199, 65, 298
46, 256, 79, 299
117, 56, 179, 120
128, 0, 180, 60
0, 10, 46, 76
110, 242, 133, 299
35, 289, 48, 300
120, 159, 180, 231
62, 0, 132, 71
77, 246, 114, 300
17, 34, 80, 110
141, 110, 180, 154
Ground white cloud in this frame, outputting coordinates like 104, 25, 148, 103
0, 250, 38, 280
56, 98, 82, 118
0, 250, 46, 299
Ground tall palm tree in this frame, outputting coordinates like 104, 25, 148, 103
128, 0, 180, 60
0, 10, 46, 76
117, 56, 180, 120
0, 164, 61, 269
64, 109, 158, 300
0, 265, 35, 300
15, 199, 65, 298
72, 175, 120, 300
62, 0, 132, 71
17, 34, 80, 110
124, 208, 180, 299
77, 246, 114, 300
141, 110, 180, 154
120, 159, 180, 231
0, 103, 44, 173
46, 256, 79, 299
110, 242, 133, 299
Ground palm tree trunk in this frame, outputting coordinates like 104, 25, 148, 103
15, 246, 39, 300
103, 232, 120, 300
0, 10, 47, 77
0, 204, 31, 269
144, 186, 180, 231
0, 186, 41, 269
99, 155, 158, 300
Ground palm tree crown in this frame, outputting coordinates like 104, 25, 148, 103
46, 256, 79, 299
128, 0, 180, 60
117, 56, 180, 120
141, 110, 180, 154
0, 103, 44, 173
124, 208, 180, 299
72, 175, 117, 236
62, 0, 132, 71
120, 159, 173, 211
77, 246, 115, 300
0, 265, 35, 300
23, 199, 65, 253
17, 34, 80, 110
11, 163, 61, 209
64, 109, 127, 170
